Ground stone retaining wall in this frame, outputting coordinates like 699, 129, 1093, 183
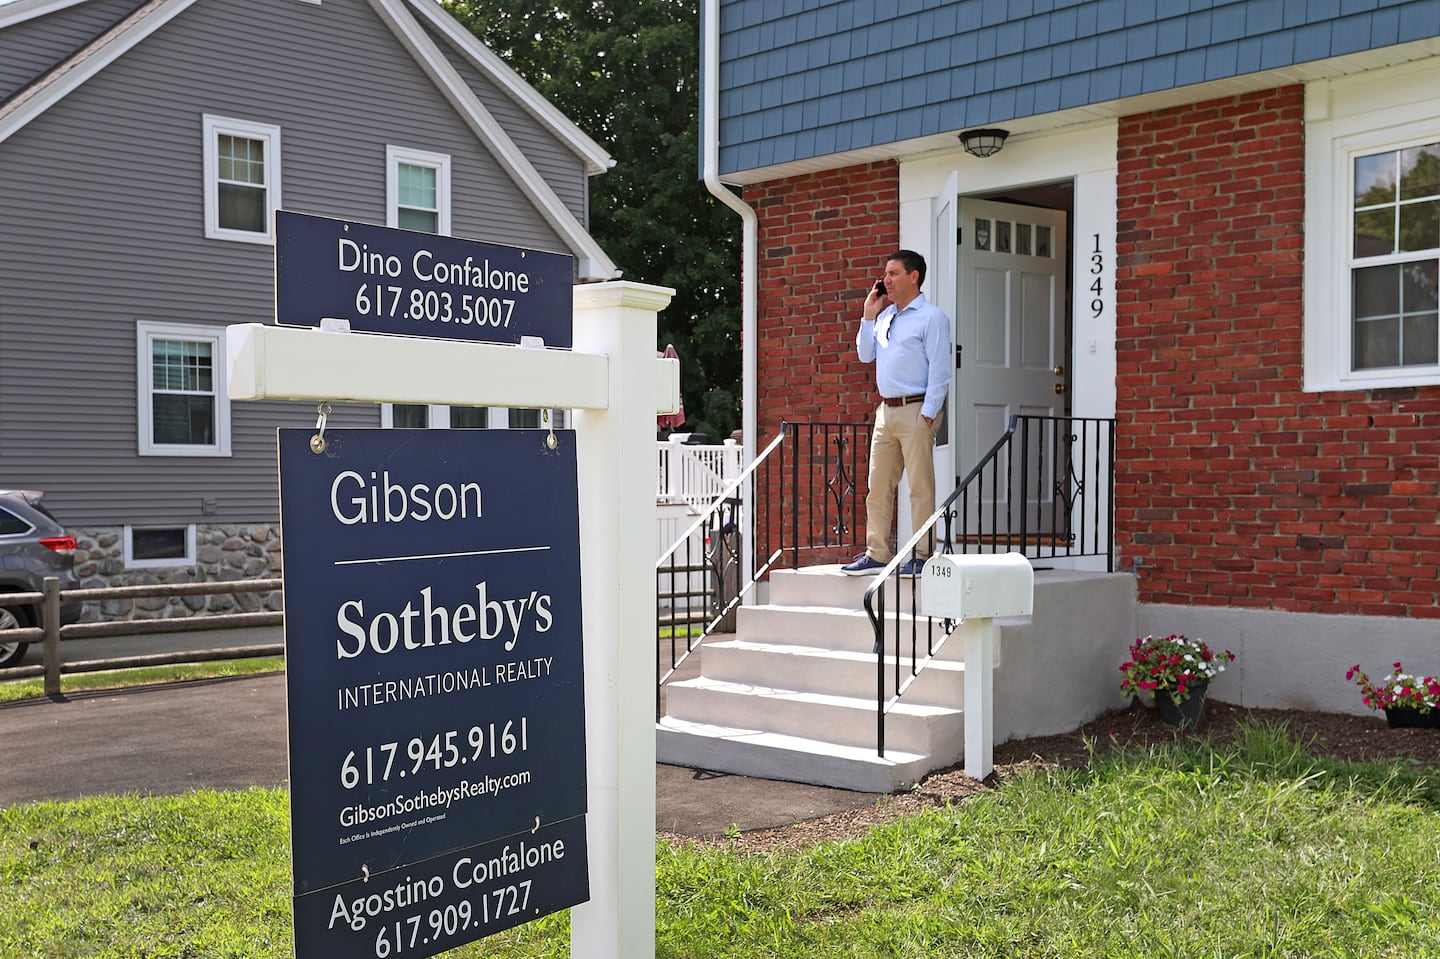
72, 524, 284, 622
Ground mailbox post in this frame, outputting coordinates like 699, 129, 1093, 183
918, 552, 1034, 780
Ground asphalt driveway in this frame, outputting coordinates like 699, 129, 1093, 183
0, 672, 880, 838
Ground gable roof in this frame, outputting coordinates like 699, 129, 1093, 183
0, 0, 619, 279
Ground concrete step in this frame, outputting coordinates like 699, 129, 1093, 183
769, 565, 929, 612
662, 676, 964, 757
656, 716, 934, 793
735, 604, 961, 657
698, 638, 967, 703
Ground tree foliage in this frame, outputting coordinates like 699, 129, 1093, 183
443, 0, 741, 440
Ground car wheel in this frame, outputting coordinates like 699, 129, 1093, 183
0, 606, 30, 668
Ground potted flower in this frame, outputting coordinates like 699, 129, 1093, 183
1119, 633, 1235, 727
1346, 662, 1440, 729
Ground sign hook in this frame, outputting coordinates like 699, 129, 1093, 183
310, 401, 333, 454
542, 408, 557, 450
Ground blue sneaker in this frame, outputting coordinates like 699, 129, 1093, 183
897, 558, 926, 577
841, 553, 885, 576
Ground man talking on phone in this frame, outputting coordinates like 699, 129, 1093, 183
842, 250, 953, 576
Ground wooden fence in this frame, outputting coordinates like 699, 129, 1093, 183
0, 577, 283, 696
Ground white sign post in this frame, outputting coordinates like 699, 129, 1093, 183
229, 279, 676, 959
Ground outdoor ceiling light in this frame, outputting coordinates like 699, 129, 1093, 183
959, 128, 1009, 158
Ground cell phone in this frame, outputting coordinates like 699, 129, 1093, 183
874, 280, 886, 296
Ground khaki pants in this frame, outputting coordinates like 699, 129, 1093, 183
864, 402, 942, 563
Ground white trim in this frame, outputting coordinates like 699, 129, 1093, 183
123, 524, 196, 569
385, 144, 451, 235
203, 114, 281, 244
365, 0, 619, 280
0, 0, 92, 29
0, 0, 197, 145
136, 320, 231, 456
399, 0, 613, 176
1303, 60, 1440, 392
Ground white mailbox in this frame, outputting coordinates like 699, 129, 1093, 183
919, 551, 1034, 620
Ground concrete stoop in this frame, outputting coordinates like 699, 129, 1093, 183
657, 565, 973, 793
657, 564, 1137, 794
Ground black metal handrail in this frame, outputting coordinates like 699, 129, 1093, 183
655, 421, 871, 718
863, 415, 1116, 755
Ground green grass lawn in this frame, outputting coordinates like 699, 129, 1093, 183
2, 722, 1436, 957
0, 657, 286, 704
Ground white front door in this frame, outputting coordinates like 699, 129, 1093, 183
953, 198, 1069, 540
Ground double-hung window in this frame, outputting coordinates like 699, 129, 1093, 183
387, 146, 450, 234
204, 115, 280, 243
137, 321, 230, 456
1350, 141, 1440, 371
1305, 68, 1440, 390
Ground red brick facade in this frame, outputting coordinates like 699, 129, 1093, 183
747, 161, 901, 443
746, 162, 901, 564
748, 89, 1440, 617
1115, 86, 1440, 618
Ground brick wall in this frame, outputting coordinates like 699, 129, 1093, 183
1115, 86, 1440, 618
748, 161, 901, 441
747, 162, 901, 564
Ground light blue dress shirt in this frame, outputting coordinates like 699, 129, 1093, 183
856, 292, 953, 419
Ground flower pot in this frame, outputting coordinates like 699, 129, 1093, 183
1384, 706, 1440, 729
1155, 680, 1208, 728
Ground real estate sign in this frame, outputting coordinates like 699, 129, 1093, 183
275, 211, 575, 347
278, 427, 588, 958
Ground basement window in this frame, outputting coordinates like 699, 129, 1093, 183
125, 526, 196, 569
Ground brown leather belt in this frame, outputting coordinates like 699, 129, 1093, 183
882, 394, 926, 407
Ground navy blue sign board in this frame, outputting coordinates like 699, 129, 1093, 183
275, 211, 575, 348
278, 428, 588, 958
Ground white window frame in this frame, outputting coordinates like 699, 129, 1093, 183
1304, 67, 1440, 391
124, 525, 197, 569
379, 404, 569, 430
387, 145, 451, 235
203, 114, 281, 244
137, 320, 231, 456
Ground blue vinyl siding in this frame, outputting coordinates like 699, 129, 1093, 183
716, 0, 1440, 175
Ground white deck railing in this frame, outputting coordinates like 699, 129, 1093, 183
656, 437, 743, 507
655, 439, 743, 606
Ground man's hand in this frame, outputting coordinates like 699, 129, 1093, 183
922, 415, 934, 428
864, 282, 890, 321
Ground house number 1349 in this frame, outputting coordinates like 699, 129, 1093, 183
1089, 234, 1105, 318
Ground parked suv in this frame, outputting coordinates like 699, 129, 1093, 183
0, 489, 83, 668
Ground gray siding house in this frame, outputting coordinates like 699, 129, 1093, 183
0, 0, 617, 619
